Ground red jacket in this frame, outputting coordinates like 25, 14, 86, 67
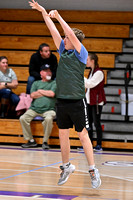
89, 67, 106, 105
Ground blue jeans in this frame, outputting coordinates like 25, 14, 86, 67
26, 76, 35, 94
0, 89, 20, 105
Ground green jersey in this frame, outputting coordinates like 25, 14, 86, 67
56, 40, 88, 99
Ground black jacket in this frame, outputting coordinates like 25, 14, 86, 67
29, 51, 58, 80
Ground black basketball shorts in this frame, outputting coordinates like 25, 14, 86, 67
56, 98, 90, 132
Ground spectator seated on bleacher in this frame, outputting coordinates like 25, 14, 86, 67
26, 43, 58, 94
20, 64, 56, 150
0, 56, 20, 118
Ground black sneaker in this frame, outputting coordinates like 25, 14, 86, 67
93, 145, 103, 152
21, 141, 37, 148
42, 142, 49, 150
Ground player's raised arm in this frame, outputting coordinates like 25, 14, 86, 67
29, 0, 62, 50
48, 10, 81, 53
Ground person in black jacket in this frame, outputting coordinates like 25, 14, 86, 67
26, 43, 58, 94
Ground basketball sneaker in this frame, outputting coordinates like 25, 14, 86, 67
58, 163, 75, 185
89, 168, 101, 188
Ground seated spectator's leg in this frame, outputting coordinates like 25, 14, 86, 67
8, 93, 20, 118
0, 89, 11, 118
42, 110, 56, 148
19, 109, 37, 141
0, 88, 11, 98
10, 92, 20, 106
26, 76, 35, 94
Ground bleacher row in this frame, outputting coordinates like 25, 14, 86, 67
0, 9, 133, 149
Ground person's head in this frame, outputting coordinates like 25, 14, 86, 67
86, 53, 99, 69
72, 28, 85, 43
64, 28, 85, 50
0, 56, 8, 73
40, 64, 52, 81
39, 43, 51, 59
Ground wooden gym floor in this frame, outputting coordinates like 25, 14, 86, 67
0, 145, 133, 200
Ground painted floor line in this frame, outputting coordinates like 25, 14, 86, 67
0, 158, 75, 181
0, 181, 133, 193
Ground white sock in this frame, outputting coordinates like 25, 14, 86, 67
89, 165, 95, 171
30, 139, 34, 142
63, 162, 70, 168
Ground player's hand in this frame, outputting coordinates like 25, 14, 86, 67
29, 0, 45, 12
48, 10, 59, 19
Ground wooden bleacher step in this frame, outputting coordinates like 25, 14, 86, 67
0, 50, 115, 68
0, 21, 130, 38
0, 119, 133, 150
0, 36, 123, 53
1, 9, 133, 24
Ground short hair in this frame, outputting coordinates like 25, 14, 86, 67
39, 43, 50, 51
71, 28, 85, 43
0, 56, 8, 62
